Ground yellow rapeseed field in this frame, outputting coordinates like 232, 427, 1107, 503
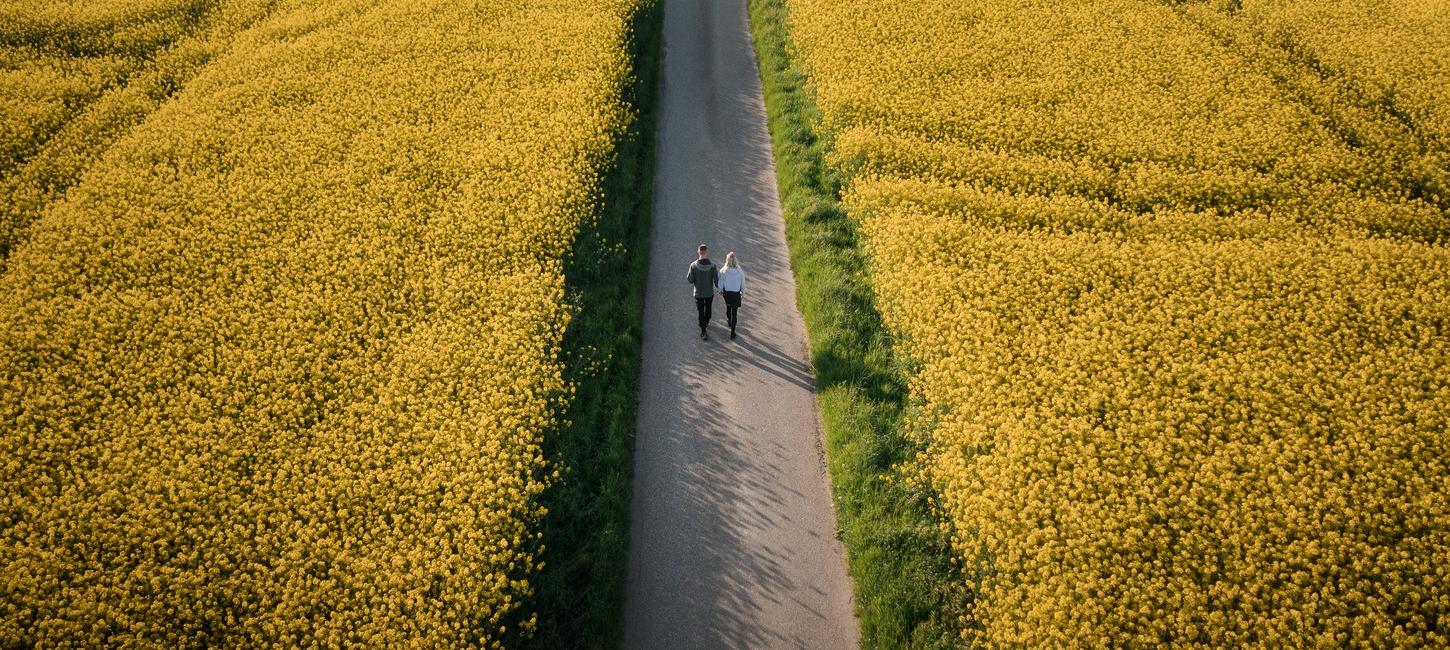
1203, 0, 1450, 153
0, 0, 205, 172
0, 0, 639, 645
1, 0, 278, 261
787, 0, 1450, 644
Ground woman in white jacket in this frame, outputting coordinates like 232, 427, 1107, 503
716, 251, 745, 339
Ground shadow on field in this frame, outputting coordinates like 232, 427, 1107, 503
517, 1, 664, 648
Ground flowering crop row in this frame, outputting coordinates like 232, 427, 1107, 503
0, 0, 639, 645
1204, 0, 1450, 160
785, 0, 1450, 644
862, 207, 1450, 647
0, 0, 212, 54
1165, 0, 1449, 219
793, 0, 1445, 240
1, 0, 279, 263
0, 50, 122, 175
0, 0, 209, 170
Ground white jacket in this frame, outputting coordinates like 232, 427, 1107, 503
717, 267, 745, 293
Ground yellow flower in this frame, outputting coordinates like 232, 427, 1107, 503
786, 0, 1450, 643
0, 0, 645, 645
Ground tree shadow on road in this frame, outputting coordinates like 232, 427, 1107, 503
630, 351, 836, 650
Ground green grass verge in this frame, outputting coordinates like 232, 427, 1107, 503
745, 0, 972, 646
523, 1, 662, 647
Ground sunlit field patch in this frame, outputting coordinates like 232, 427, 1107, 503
0, 0, 640, 645
785, 0, 1450, 643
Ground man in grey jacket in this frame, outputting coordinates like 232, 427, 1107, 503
687, 243, 719, 340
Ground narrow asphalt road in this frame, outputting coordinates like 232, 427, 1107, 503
621, 0, 860, 647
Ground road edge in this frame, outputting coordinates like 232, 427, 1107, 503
743, 0, 972, 646
525, 1, 665, 647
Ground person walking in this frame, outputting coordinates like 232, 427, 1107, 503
717, 252, 745, 339
687, 243, 719, 340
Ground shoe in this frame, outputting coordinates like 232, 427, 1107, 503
730, 331, 736, 340
701, 331, 709, 341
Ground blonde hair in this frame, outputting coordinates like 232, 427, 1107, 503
723, 251, 739, 269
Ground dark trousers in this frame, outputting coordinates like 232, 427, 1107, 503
722, 290, 741, 332
695, 297, 713, 331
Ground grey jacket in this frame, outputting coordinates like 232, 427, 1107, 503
687, 258, 718, 299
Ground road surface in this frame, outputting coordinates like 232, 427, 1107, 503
621, 0, 860, 647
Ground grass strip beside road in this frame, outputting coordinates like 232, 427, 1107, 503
525, 0, 663, 647
746, 0, 969, 646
